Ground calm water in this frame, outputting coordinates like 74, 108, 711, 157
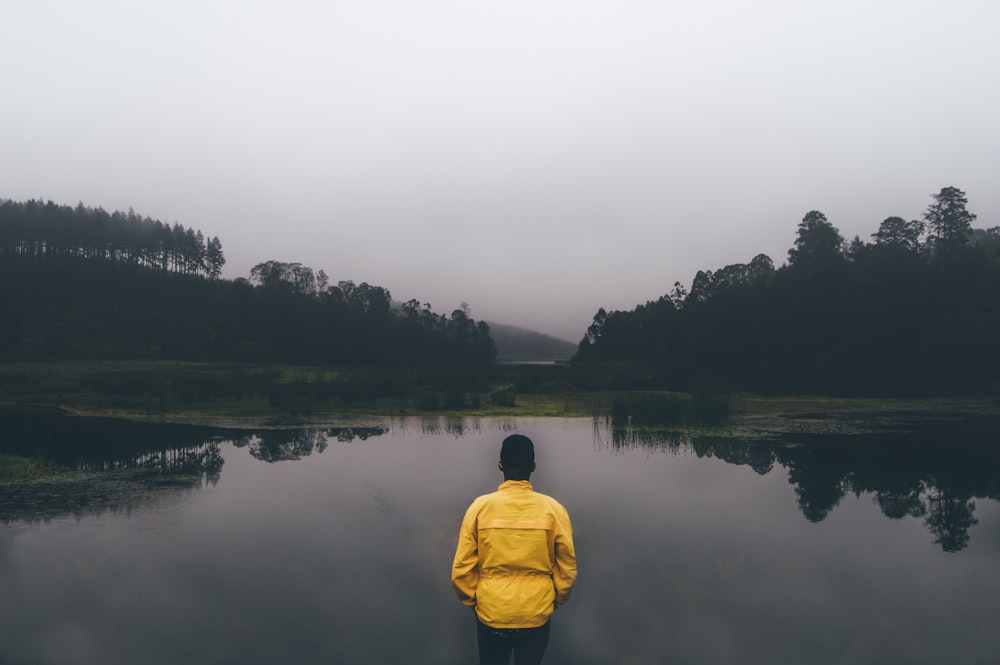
1, 412, 999, 665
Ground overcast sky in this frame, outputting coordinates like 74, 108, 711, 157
3, 1, 999, 341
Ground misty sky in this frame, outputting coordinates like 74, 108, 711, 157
3, 1, 999, 341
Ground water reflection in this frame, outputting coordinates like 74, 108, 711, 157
2, 413, 999, 665
0, 441, 224, 524
0, 407, 232, 466
0, 409, 394, 523
231, 426, 387, 462
414, 416, 485, 436
601, 415, 1000, 552
3, 407, 996, 552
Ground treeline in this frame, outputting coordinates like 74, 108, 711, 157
236, 260, 496, 366
0, 200, 495, 367
575, 187, 1000, 396
0, 199, 225, 278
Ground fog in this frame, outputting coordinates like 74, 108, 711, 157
3, 0, 999, 340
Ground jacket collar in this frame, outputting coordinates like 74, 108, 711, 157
498, 480, 533, 491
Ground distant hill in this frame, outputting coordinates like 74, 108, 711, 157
486, 323, 577, 362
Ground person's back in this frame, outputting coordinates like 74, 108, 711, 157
451, 435, 577, 665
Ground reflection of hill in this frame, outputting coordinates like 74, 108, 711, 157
0, 407, 236, 466
604, 414, 1000, 552
0, 408, 394, 521
0, 408, 235, 524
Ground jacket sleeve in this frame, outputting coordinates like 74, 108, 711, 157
450, 503, 480, 608
552, 507, 578, 607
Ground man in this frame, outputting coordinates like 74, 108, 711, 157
451, 434, 578, 665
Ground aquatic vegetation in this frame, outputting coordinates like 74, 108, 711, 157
607, 390, 734, 429
0, 454, 55, 482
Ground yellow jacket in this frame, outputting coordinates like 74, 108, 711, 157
451, 480, 577, 628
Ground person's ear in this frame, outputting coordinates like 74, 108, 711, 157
531, 462, 536, 472
498, 462, 504, 473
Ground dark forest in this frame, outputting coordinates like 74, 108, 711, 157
0, 199, 496, 367
4, 190, 999, 398
574, 187, 1000, 397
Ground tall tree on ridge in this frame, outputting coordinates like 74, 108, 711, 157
872, 216, 924, 253
205, 236, 225, 279
924, 186, 975, 255
787, 210, 845, 271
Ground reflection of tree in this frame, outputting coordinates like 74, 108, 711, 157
235, 430, 325, 462
608, 428, 685, 454
691, 439, 775, 475
421, 418, 441, 435
127, 442, 224, 482
0, 442, 225, 524
925, 488, 978, 553
446, 417, 480, 437
599, 416, 1000, 552
874, 484, 927, 520
418, 417, 486, 437
774, 446, 853, 523
232, 427, 387, 462
605, 430, 779, 474
333, 426, 385, 442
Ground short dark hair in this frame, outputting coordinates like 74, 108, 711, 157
500, 434, 534, 469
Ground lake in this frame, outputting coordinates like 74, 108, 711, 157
1, 410, 999, 665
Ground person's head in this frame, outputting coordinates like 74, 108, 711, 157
499, 434, 535, 481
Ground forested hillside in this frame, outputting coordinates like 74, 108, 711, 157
0, 199, 224, 277
486, 322, 576, 362
575, 187, 1000, 397
0, 199, 495, 367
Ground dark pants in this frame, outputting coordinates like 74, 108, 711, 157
476, 618, 551, 665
